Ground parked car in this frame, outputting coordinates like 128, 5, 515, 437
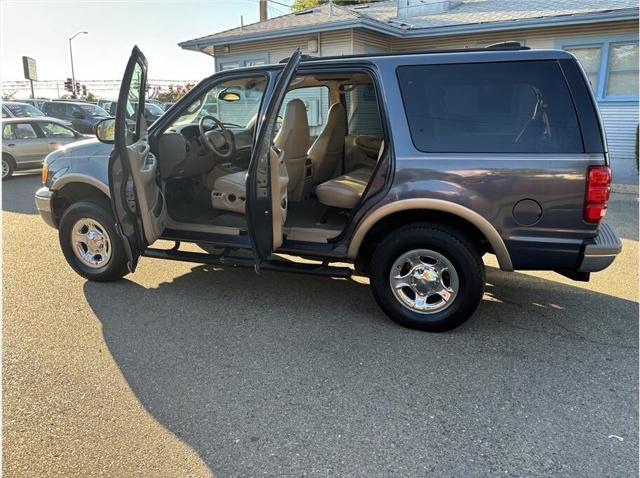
35, 46, 621, 332
162, 102, 175, 110
2, 117, 87, 179
2, 101, 46, 118
100, 99, 163, 125
41, 101, 109, 134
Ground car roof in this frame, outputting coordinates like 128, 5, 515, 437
2, 116, 73, 124
3, 101, 33, 106
44, 100, 88, 105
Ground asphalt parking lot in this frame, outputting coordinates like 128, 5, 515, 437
3, 172, 638, 477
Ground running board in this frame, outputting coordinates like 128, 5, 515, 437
142, 247, 352, 278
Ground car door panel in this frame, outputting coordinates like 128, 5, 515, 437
345, 134, 382, 172
109, 46, 166, 271
246, 49, 301, 265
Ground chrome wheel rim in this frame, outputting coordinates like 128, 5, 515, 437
389, 248, 459, 314
2, 160, 9, 178
71, 217, 112, 268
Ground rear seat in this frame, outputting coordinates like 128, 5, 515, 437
315, 167, 373, 209
315, 141, 384, 209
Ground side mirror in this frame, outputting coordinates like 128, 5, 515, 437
95, 118, 115, 144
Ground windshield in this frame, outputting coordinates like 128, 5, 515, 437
145, 103, 164, 115
79, 104, 109, 117
4, 103, 44, 117
169, 76, 267, 129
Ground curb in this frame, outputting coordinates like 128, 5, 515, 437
612, 183, 638, 195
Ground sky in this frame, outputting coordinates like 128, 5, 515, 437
1, 0, 293, 97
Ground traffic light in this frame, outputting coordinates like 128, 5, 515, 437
82, 84, 87, 96
64, 78, 73, 92
75, 82, 81, 96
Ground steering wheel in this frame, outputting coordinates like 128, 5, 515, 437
198, 115, 236, 159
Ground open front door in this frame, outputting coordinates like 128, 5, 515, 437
246, 49, 301, 269
109, 46, 166, 272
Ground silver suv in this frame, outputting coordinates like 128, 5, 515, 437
35, 45, 621, 332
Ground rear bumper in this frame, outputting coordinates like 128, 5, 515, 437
578, 223, 622, 272
35, 187, 56, 229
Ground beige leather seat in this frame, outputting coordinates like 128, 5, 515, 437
212, 99, 309, 213
315, 167, 372, 209
211, 170, 247, 214
315, 141, 384, 209
308, 102, 347, 186
273, 98, 310, 202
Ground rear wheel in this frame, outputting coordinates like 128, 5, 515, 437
2, 155, 15, 179
369, 223, 485, 332
58, 201, 129, 282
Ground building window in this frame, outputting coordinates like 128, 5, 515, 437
606, 42, 638, 97
560, 36, 639, 101
564, 45, 602, 91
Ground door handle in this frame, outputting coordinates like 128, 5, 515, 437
7, 143, 15, 147
49, 142, 59, 145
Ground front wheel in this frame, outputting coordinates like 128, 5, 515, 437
58, 200, 129, 282
369, 223, 485, 332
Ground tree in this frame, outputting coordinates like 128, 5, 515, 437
153, 83, 195, 103
1, 90, 17, 101
85, 91, 97, 102
291, 0, 369, 11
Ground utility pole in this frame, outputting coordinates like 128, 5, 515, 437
69, 31, 88, 99
259, 0, 267, 21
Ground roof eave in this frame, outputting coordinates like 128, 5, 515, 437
178, 18, 404, 50
402, 8, 640, 38
179, 8, 639, 51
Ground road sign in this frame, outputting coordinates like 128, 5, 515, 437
22, 56, 37, 81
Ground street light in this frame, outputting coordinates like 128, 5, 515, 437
69, 31, 88, 98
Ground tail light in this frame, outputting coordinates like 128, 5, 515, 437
584, 166, 611, 223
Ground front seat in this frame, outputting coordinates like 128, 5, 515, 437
211, 99, 309, 213
273, 98, 310, 202
307, 102, 347, 186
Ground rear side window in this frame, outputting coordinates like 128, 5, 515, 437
396, 61, 583, 154
344, 84, 383, 136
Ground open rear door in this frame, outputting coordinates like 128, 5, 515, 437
108, 46, 166, 272
246, 49, 301, 269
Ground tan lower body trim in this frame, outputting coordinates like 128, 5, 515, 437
347, 198, 514, 271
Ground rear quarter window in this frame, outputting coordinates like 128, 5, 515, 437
396, 60, 583, 154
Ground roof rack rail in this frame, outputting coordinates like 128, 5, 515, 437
485, 41, 529, 50
277, 44, 531, 64
279, 54, 317, 63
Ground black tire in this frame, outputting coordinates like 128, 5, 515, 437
2, 155, 15, 180
58, 200, 129, 282
369, 223, 485, 332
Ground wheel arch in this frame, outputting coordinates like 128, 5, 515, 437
51, 180, 111, 225
349, 199, 513, 273
2, 152, 16, 165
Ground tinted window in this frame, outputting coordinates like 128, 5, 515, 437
344, 84, 383, 135
43, 103, 65, 116
3, 103, 44, 117
397, 61, 583, 153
